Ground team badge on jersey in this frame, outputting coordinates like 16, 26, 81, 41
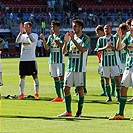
127, 43, 133, 57
71, 44, 78, 52
52, 41, 58, 47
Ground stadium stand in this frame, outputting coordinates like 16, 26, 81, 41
73, 0, 133, 12
1, 0, 47, 12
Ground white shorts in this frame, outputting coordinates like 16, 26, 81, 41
121, 66, 133, 87
49, 63, 65, 77
101, 66, 120, 78
64, 72, 85, 87
98, 62, 102, 75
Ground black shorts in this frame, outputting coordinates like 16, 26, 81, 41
19, 61, 38, 76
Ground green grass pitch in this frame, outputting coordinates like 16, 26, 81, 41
0, 56, 133, 133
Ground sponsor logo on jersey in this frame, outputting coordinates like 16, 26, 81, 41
23, 42, 30, 46
52, 41, 58, 47
71, 44, 78, 52
128, 43, 133, 57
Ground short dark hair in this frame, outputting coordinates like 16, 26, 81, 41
104, 24, 112, 29
72, 19, 84, 29
95, 25, 104, 32
119, 23, 128, 32
126, 18, 132, 26
51, 20, 60, 27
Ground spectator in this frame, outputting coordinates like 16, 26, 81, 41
41, 20, 46, 35
3, 39, 9, 57
36, 36, 43, 57
15, 42, 20, 57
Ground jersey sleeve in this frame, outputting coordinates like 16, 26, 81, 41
58, 34, 65, 44
95, 38, 102, 51
83, 34, 91, 50
46, 35, 52, 46
33, 34, 38, 44
122, 36, 128, 47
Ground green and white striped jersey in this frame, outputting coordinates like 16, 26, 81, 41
114, 33, 127, 64
66, 34, 90, 72
96, 35, 118, 66
122, 34, 133, 69
119, 49, 127, 64
47, 33, 65, 64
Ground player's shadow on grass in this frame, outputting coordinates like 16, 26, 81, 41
72, 99, 118, 104
82, 116, 130, 120
2, 96, 133, 105
0, 115, 91, 121
1, 96, 56, 101
0, 115, 130, 121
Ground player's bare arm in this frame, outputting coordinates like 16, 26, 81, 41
97, 42, 112, 52
40, 34, 49, 50
70, 32, 86, 53
16, 23, 24, 43
116, 28, 122, 50
54, 40, 63, 48
62, 32, 69, 54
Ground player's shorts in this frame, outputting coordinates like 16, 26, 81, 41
101, 66, 120, 78
121, 66, 133, 87
19, 61, 38, 76
98, 62, 102, 75
49, 63, 65, 77
64, 72, 85, 87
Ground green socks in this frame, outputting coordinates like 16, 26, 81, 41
77, 96, 84, 113
118, 96, 127, 116
54, 80, 61, 98
65, 94, 71, 113
60, 80, 64, 98
116, 86, 121, 101
105, 84, 111, 97
111, 78, 115, 95
101, 77, 105, 94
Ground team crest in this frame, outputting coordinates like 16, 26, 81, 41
52, 41, 58, 47
71, 44, 78, 52
127, 43, 133, 50
127, 43, 133, 57
106, 42, 113, 50
106, 47, 112, 50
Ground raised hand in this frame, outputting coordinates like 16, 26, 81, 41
50, 30, 54, 39
64, 32, 70, 43
40, 33, 45, 41
20, 23, 25, 34
116, 28, 122, 37
105, 42, 113, 50
69, 31, 74, 41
